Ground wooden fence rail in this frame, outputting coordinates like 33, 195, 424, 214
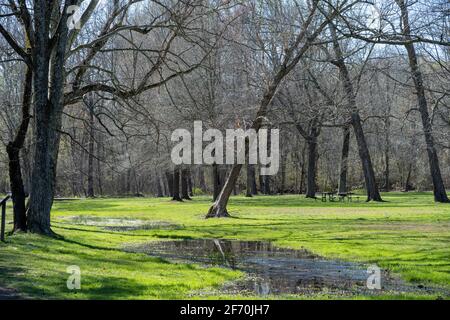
1, 195, 11, 242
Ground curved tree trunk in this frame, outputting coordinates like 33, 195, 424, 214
206, 3, 330, 217
206, 165, 241, 218
7, 67, 32, 233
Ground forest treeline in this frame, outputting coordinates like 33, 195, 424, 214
0, 0, 448, 233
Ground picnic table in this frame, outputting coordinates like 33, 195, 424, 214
321, 192, 337, 202
338, 192, 355, 202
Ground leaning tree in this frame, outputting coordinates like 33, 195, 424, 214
206, 0, 358, 218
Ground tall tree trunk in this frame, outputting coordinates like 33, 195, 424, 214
330, 24, 382, 202
212, 163, 221, 201
156, 172, 163, 198
7, 67, 32, 232
305, 137, 318, 198
396, 0, 449, 202
338, 125, 350, 194
86, 100, 95, 198
27, 105, 62, 235
160, 173, 167, 196
188, 171, 194, 197
384, 131, 390, 192
126, 169, 131, 194
181, 169, 192, 200
352, 112, 382, 201
250, 166, 257, 195
198, 167, 207, 193
246, 164, 253, 197
27, 2, 73, 235
259, 170, 265, 194
172, 168, 182, 201
298, 142, 306, 194
166, 171, 174, 197
264, 176, 271, 195
404, 163, 413, 192
280, 152, 287, 195
96, 134, 103, 196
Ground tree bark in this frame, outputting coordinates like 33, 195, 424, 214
259, 171, 265, 194
96, 134, 103, 196
299, 145, 306, 194
172, 168, 182, 201
7, 67, 32, 232
305, 137, 318, 198
404, 163, 413, 192
352, 112, 382, 201
212, 163, 221, 201
384, 131, 390, 192
27, 2, 73, 235
250, 166, 257, 195
246, 164, 253, 197
156, 173, 163, 198
188, 171, 194, 197
206, 165, 242, 218
198, 167, 207, 193
338, 125, 350, 194
330, 24, 382, 202
86, 99, 95, 198
264, 175, 271, 195
396, 0, 449, 202
181, 169, 192, 200
280, 152, 287, 195
166, 171, 174, 197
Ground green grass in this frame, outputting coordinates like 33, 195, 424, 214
0, 192, 449, 299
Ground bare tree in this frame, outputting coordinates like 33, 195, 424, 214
206, 0, 353, 217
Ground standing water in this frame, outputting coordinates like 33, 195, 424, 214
124, 239, 427, 296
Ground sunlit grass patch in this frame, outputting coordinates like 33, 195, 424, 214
0, 192, 449, 299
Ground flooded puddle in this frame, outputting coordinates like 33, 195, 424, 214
0, 287, 21, 300
60, 216, 182, 231
124, 239, 433, 296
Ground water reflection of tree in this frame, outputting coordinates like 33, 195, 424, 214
212, 240, 237, 269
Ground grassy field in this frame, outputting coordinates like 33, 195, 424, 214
0, 192, 449, 299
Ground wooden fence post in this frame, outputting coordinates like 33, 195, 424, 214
1, 201, 6, 242
1, 195, 11, 242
